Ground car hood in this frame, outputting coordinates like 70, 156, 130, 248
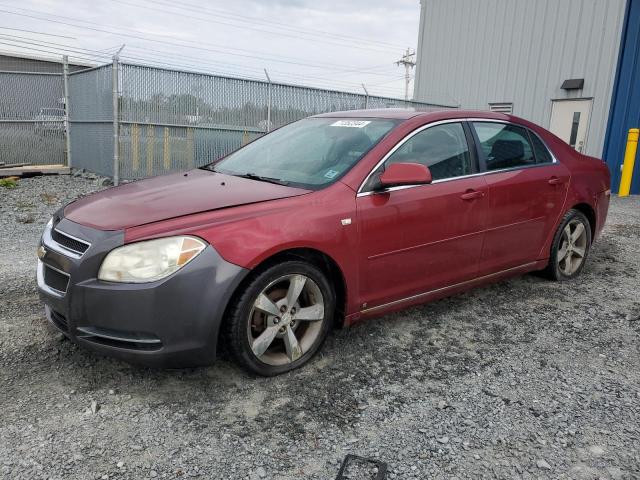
64, 169, 311, 230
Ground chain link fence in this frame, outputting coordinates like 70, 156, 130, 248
68, 65, 114, 177
2, 58, 457, 179
0, 70, 66, 166
115, 63, 456, 180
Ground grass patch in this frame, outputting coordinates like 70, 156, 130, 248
0, 177, 19, 189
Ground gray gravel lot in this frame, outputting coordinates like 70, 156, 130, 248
1, 175, 639, 480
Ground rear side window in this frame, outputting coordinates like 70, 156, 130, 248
472, 122, 535, 171
385, 122, 473, 181
529, 131, 554, 164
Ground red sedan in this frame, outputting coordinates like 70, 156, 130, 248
37, 109, 611, 375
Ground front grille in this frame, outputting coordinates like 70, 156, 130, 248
50, 310, 68, 332
43, 265, 69, 293
51, 229, 90, 255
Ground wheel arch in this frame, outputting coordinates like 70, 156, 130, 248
570, 202, 597, 238
219, 247, 348, 341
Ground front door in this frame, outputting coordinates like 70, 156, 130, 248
549, 99, 593, 152
356, 121, 488, 310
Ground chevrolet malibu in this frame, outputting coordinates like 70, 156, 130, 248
37, 109, 611, 376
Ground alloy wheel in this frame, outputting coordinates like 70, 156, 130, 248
247, 274, 325, 366
557, 219, 588, 276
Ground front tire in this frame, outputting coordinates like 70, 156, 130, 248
544, 209, 592, 281
224, 260, 335, 376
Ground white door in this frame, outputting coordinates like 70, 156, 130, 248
549, 99, 593, 152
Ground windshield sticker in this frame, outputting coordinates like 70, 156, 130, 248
324, 169, 340, 179
330, 120, 371, 128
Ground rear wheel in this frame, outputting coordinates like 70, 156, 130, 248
544, 209, 591, 280
224, 261, 334, 376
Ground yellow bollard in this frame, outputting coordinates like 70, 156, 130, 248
163, 127, 170, 170
131, 123, 139, 172
187, 128, 194, 168
619, 128, 639, 197
146, 125, 154, 176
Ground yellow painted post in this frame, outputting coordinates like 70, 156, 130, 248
163, 127, 170, 170
242, 130, 249, 146
187, 127, 194, 167
146, 125, 154, 176
619, 128, 639, 197
131, 123, 139, 172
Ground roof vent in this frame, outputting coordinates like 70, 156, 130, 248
488, 102, 513, 114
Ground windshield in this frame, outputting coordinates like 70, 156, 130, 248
209, 118, 398, 189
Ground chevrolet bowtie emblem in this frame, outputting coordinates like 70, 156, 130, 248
37, 245, 47, 259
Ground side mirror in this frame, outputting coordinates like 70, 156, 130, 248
378, 162, 432, 189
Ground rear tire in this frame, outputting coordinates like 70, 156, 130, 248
223, 260, 335, 376
543, 209, 592, 281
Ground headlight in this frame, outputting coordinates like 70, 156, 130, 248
98, 236, 206, 283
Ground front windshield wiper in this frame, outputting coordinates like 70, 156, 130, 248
200, 166, 290, 186
234, 172, 290, 186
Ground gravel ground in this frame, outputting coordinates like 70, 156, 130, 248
1, 175, 639, 480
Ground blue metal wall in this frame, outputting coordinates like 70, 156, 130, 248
603, 0, 640, 194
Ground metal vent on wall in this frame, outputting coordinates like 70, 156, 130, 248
489, 102, 513, 114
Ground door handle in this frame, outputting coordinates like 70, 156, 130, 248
460, 189, 485, 201
548, 176, 565, 186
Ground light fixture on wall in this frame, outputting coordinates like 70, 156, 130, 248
561, 79, 585, 90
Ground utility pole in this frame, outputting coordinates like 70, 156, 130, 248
396, 47, 416, 102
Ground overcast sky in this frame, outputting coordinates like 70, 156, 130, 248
0, 0, 421, 98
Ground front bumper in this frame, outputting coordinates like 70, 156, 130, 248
37, 215, 248, 368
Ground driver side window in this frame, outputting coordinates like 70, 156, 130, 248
385, 122, 473, 181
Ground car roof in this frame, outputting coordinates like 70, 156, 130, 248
312, 108, 424, 120
311, 108, 529, 125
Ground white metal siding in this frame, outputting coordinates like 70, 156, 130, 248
414, 0, 627, 157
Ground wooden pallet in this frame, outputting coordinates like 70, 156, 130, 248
0, 164, 70, 177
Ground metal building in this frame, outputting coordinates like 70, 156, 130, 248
0, 51, 92, 73
414, 0, 640, 194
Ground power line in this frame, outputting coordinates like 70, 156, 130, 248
0, 38, 405, 96
368, 75, 409, 86
0, 26, 75, 39
0, 40, 107, 64
109, 0, 400, 54
309, 63, 398, 80
119, 54, 404, 95
166, 0, 407, 50
0, 33, 402, 93
121, 45, 403, 93
118, 53, 404, 95
0, 5, 402, 77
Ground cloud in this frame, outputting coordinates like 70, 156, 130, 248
1, 0, 422, 98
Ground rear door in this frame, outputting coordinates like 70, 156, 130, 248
356, 121, 488, 310
470, 121, 570, 274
